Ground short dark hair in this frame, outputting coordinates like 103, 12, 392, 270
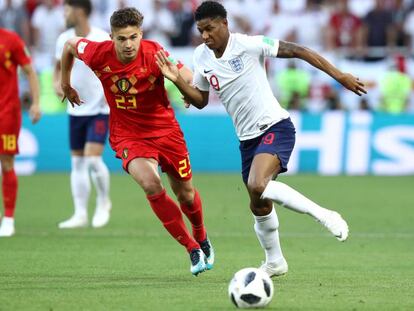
110, 7, 144, 30
64, 0, 92, 17
194, 1, 227, 21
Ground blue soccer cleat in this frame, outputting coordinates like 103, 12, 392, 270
190, 248, 207, 276
199, 237, 215, 270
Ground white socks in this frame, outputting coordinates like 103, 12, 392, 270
71, 156, 90, 218
261, 180, 327, 221
253, 207, 284, 264
71, 156, 111, 217
87, 156, 110, 206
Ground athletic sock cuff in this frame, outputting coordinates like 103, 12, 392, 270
146, 189, 166, 201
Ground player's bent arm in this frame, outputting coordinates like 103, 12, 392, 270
277, 40, 367, 96
61, 37, 84, 106
61, 37, 82, 89
53, 61, 63, 97
21, 63, 41, 123
174, 74, 209, 109
179, 65, 193, 85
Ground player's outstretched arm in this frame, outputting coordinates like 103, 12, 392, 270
155, 50, 209, 109
277, 40, 367, 96
22, 63, 41, 124
61, 37, 84, 107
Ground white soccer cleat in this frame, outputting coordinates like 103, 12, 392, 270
190, 248, 207, 276
92, 199, 112, 228
318, 211, 349, 242
259, 257, 288, 278
0, 217, 15, 237
58, 214, 88, 229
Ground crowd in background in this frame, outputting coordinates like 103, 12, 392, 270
2, 0, 414, 114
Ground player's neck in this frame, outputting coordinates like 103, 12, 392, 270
213, 33, 230, 58
74, 20, 91, 38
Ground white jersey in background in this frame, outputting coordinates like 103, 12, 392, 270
55, 26, 110, 116
193, 33, 290, 141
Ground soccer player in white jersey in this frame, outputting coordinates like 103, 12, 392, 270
155, 1, 367, 277
54, 0, 111, 229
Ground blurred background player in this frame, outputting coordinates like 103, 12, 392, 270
0, 27, 41, 237
156, 1, 366, 277
60, 7, 214, 276
54, 0, 112, 229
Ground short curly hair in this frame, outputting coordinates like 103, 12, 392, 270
110, 7, 144, 30
194, 1, 227, 21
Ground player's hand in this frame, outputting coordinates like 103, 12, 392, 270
29, 104, 41, 124
337, 73, 367, 96
61, 84, 84, 107
155, 50, 179, 82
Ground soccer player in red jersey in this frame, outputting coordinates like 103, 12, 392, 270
60, 7, 214, 276
0, 28, 41, 237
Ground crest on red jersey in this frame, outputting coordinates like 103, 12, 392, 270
117, 78, 131, 93
122, 148, 128, 159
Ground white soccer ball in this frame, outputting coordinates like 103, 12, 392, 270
228, 267, 274, 309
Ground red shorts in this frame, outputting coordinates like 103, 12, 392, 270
0, 114, 21, 155
113, 128, 193, 181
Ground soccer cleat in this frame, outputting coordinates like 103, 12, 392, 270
0, 217, 15, 237
199, 237, 215, 270
189, 248, 207, 276
317, 211, 349, 242
259, 257, 288, 278
58, 214, 88, 229
92, 199, 112, 228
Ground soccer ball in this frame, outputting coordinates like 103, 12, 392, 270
228, 267, 274, 309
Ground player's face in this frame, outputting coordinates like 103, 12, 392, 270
196, 17, 229, 51
111, 25, 143, 63
63, 4, 77, 28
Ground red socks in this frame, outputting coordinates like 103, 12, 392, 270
180, 190, 207, 242
147, 189, 199, 252
2, 169, 18, 218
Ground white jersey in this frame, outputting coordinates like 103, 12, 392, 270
55, 27, 110, 116
193, 33, 290, 141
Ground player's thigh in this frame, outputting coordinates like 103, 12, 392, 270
127, 157, 163, 194
69, 116, 88, 152
0, 154, 15, 171
248, 153, 280, 191
85, 114, 109, 155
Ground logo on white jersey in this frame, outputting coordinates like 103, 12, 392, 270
228, 57, 244, 73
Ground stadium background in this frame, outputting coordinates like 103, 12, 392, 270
1, 1, 413, 310
2, 0, 413, 176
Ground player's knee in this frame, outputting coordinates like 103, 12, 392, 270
0, 157, 14, 172
247, 178, 267, 198
175, 188, 194, 205
140, 178, 163, 195
86, 156, 103, 172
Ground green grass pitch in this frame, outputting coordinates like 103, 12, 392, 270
0, 174, 413, 310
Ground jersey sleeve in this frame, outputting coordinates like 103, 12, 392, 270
239, 34, 280, 58
192, 54, 210, 91
11, 34, 31, 66
76, 38, 99, 69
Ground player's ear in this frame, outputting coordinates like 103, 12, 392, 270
110, 33, 113, 40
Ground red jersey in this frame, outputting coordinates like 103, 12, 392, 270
0, 28, 31, 117
329, 13, 361, 48
76, 38, 181, 145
